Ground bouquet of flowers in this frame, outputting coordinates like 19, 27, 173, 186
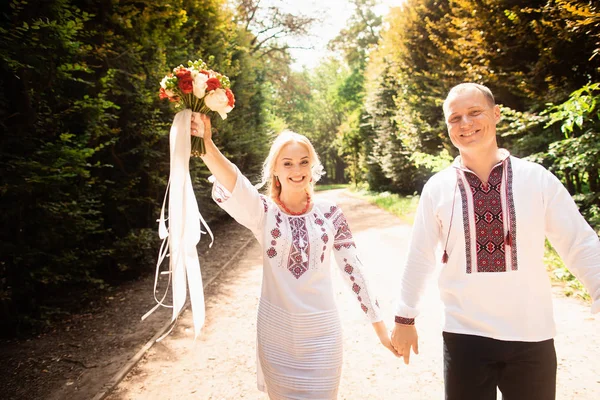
143, 59, 234, 341
159, 59, 235, 156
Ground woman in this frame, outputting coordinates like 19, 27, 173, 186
192, 113, 398, 399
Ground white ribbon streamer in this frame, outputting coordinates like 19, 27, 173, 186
142, 109, 213, 340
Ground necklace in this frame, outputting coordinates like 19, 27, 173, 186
277, 191, 311, 215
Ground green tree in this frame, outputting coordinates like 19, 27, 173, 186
328, 0, 384, 185
0, 0, 114, 333
0, 0, 273, 335
529, 83, 600, 228
364, 0, 600, 204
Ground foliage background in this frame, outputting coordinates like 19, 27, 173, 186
1, 0, 598, 336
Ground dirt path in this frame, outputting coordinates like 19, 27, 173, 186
105, 189, 600, 400
0, 218, 254, 400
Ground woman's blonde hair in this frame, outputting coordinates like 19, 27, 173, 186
256, 130, 325, 199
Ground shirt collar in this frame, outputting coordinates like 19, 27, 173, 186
451, 148, 511, 172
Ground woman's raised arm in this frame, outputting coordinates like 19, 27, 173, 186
192, 112, 237, 192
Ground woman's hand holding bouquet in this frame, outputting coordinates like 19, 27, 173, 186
159, 59, 235, 156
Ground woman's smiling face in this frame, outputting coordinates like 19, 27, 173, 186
274, 142, 312, 193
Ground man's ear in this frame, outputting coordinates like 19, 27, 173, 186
493, 105, 501, 123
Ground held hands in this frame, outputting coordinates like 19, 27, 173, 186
372, 321, 401, 358
191, 112, 212, 142
391, 323, 419, 365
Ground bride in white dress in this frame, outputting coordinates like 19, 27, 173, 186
192, 113, 399, 399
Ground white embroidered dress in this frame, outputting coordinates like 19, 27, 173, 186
212, 167, 382, 400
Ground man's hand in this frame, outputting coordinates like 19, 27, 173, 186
391, 323, 419, 365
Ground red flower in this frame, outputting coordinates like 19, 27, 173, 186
159, 87, 169, 99
178, 79, 193, 94
175, 68, 190, 78
225, 88, 235, 107
176, 69, 193, 94
206, 77, 221, 92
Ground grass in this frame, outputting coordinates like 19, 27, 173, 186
544, 240, 591, 301
348, 185, 420, 224
314, 183, 351, 192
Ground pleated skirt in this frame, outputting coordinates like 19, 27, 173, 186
256, 298, 344, 400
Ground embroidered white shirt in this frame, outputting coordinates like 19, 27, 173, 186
396, 154, 600, 341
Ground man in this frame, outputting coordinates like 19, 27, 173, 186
391, 82, 600, 400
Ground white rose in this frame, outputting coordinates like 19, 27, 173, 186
191, 71, 208, 99
160, 76, 169, 89
160, 76, 176, 97
204, 88, 233, 119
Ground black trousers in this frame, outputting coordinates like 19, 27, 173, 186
443, 332, 557, 400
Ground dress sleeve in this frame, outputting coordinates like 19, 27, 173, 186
543, 168, 600, 314
394, 181, 442, 324
211, 165, 268, 238
329, 205, 383, 323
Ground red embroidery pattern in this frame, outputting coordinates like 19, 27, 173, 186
213, 185, 230, 203
324, 206, 356, 250
315, 213, 328, 263
259, 195, 268, 213
343, 258, 369, 314
324, 205, 338, 219
267, 211, 282, 260
465, 165, 506, 273
506, 160, 518, 270
395, 316, 415, 325
458, 161, 518, 274
287, 217, 310, 278
456, 173, 473, 273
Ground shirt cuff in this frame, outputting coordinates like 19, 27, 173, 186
209, 175, 232, 204
395, 316, 415, 325
394, 299, 419, 320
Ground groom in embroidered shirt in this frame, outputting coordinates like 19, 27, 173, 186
391, 82, 600, 400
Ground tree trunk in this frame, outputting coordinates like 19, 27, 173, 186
335, 157, 346, 183
574, 173, 583, 194
587, 168, 599, 193
564, 169, 575, 194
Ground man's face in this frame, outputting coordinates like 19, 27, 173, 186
444, 88, 500, 154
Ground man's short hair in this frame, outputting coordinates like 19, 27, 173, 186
443, 83, 495, 115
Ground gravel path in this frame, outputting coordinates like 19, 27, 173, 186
106, 189, 600, 400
